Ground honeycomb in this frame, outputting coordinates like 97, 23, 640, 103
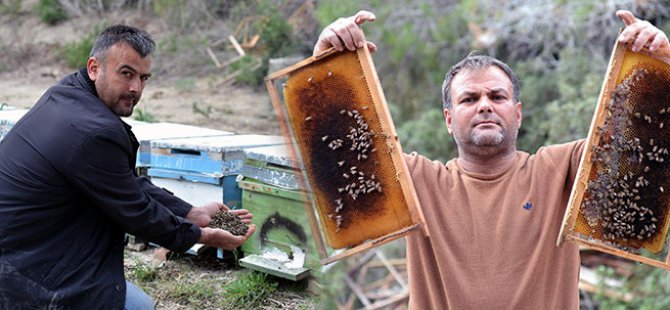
278, 50, 415, 249
574, 47, 670, 254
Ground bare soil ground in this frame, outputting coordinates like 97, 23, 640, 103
0, 66, 281, 136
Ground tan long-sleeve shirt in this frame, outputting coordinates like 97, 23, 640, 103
404, 140, 585, 309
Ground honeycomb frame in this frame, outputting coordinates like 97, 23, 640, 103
558, 38, 670, 269
265, 46, 427, 265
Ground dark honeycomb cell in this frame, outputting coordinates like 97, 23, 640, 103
281, 51, 414, 249
578, 60, 670, 254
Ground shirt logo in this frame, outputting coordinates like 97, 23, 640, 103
523, 202, 533, 211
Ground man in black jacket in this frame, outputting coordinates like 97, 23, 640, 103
0, 25, 255, 309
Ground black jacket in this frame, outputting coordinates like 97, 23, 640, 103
0, 68, 201, 309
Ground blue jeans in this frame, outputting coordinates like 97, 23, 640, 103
125, 281, 154, 310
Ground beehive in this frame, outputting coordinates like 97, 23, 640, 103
266, 47, 426, 263
558, 39, 670, 269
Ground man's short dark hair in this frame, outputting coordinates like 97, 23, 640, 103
90, 25, 155, 62
441, 55, 521, 110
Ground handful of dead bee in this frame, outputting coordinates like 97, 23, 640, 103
209, 211, 249, 236
581, 68, 670, 253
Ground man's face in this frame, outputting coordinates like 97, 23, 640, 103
444, 66, 522, 157
87, 42, 152, 117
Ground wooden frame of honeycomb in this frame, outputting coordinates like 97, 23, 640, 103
266, 45, 428, 265
558, 37, 670, 269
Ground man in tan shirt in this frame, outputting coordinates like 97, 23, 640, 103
314, 9, 670, 309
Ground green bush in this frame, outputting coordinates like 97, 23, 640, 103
127, 259, 159, 283
133, 108, 157, 123
223, 271, 278, 308
35, 0, 68, 25
230, 55, 264, 86
594, 264, 670, 309
61, 27, 101, 69
0, 0, 21, 16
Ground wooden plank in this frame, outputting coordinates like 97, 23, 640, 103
228, 35, 246, 57
366, 289, 409, 310
239, 255, 310, 281
320, 225, 419, 265
343, 273, 372, 307
185, 243, 209, 256
374, 250, 407, 289
567, 234, 670, 270
206, 47, 222, 68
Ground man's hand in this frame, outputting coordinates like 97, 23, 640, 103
313, 10, 378, 56
617, 10, 670, 65
198, 225, 257, 250
185, 202, 224, 227
186, 202, 254, 227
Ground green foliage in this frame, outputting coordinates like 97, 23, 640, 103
35, 0, 68, 25
133, 108, 157, 123
223, 271, 278, 308
313, 1, 668, 162
594, 264, 670, 309
314, 1, 361, 26
167, 278, 216, 305
257, 1, 297, 58
0, 0, 21, 16
226, 0, 302, 87
192, 101, 212, 118
175, 78, 196, 92
514, 48, 605, 151
230, 55, 265, 86
310, 261, 347, 309
397, 109, 455, 162
127, 259, 159, 283
61, 26, 101, 69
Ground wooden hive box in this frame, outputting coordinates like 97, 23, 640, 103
241, 144, 302, 190
266, 46, 427, 264
238, 176, 317, 280
558, 38, 670, 269
130, 122, 233, 169
147, 134, 284, 209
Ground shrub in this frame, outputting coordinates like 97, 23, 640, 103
35, 0, 68, 25
61, 26, 101, 69
223, 271, 278, 308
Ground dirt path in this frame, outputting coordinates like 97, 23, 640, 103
0, 72, 281, 135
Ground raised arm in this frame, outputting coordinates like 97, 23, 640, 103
313, 10, 378, 56
617, 10, 670, 65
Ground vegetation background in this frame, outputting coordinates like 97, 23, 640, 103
2, 0, 670, 308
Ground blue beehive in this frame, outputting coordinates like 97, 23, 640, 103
128, 122, 233, 169
147, 134, 285, 209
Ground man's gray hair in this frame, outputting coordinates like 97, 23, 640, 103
90, 25, 155, 62
441, 55, 521, 110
